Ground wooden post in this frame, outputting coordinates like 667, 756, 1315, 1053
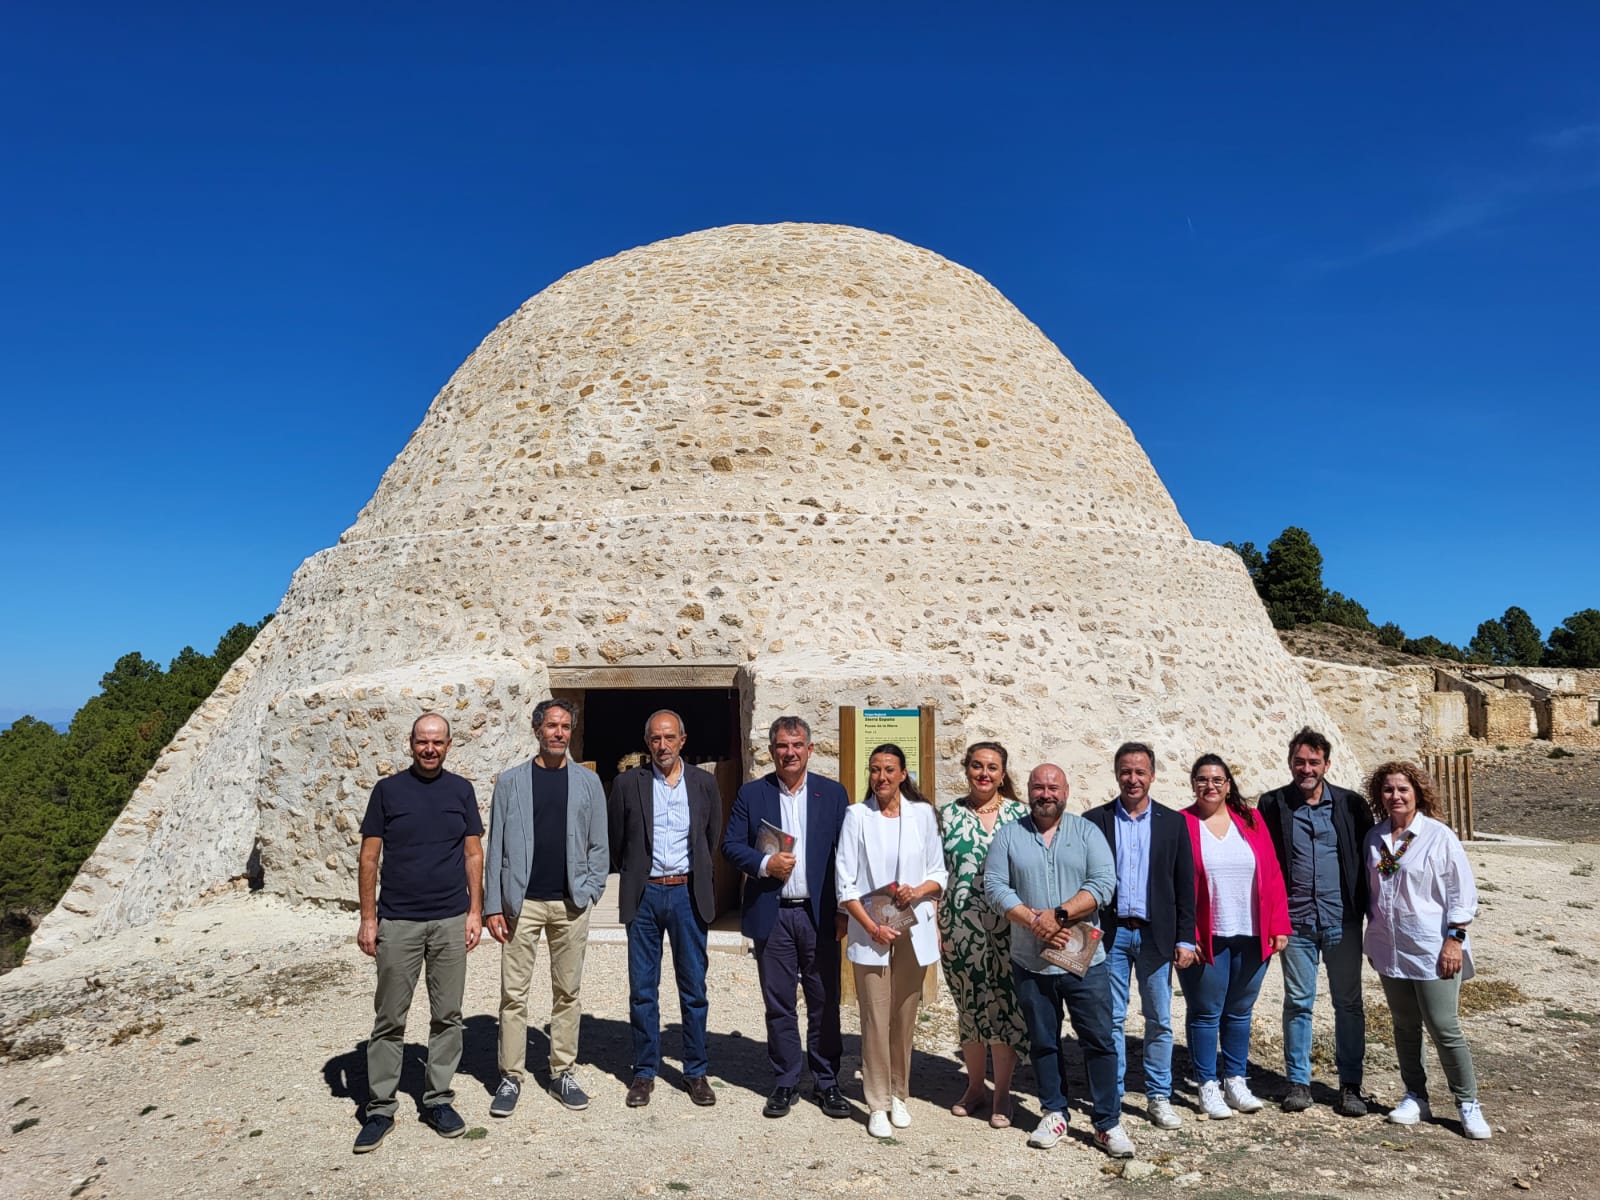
1425, 753, 1473, 841
918, 705, 939, 1006
839, 705, 859, 803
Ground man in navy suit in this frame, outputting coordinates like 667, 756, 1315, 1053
609, 710, 722, 1109
721, 715, 852, 1120
1084, 742, 1196, 1130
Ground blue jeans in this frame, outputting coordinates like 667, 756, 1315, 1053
1178, 935, 1268, 1083
1279, 922, 1365, 1087
1105, 924, 1175, 1099
1013, 962, 1121, 1132
627, 881, 710, 1079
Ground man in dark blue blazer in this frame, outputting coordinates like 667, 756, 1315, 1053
721, 715, 852, 1120
1084, 742, 1196, 1130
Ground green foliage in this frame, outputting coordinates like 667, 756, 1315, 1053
1466, 619, 1505, 664
1323, 590, 1376, 632
0, 618, 270, 970
1257, 527, 1326, 629
1501, 607, 1544, 666
1546, 609, 1600, 668
1376, 621, 1406, 648
1468, 606, 1544, 666
1402, 635, 1465, 661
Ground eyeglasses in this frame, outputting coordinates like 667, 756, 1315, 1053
1192, 779, 1227, 791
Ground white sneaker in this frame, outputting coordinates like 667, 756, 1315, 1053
1223, 1076, 1264, 1113
1093, 1123, 1136, 1158
1459, 1100, 1492, 1140
867, 1110, 893, 1139
888, 1096, 911, 1128
1028, 1110, 1069, 1149
1147, 1094, 1183, 1129
1198, 1080, 1232, 1120
1388, 1093, 1431, 1125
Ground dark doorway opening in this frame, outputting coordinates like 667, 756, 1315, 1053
570, 687, 740, 796
553, 683, 745, 920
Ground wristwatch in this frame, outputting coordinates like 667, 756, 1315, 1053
1054, 906, 1072, 926
1447, 927, 1467, 942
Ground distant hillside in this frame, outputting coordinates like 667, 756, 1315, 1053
1280, 623, 1600, 693
1276, 622, 1454, 670
0, 709, 74, 734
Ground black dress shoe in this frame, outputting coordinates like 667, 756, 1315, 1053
816, 1085, 852, 1119
352, 1114, 392, 1153
686, 1076, 717, 1107
422, 1103, 465, 1138
763, 1085, 798, 1118
626, 1075, 655, 1108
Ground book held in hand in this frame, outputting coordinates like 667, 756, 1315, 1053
867, 889, 921, 933
755, 819, 796, 857
1038, 920, 1102, 977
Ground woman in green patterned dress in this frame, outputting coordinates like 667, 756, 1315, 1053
939, 740, 1030, 1127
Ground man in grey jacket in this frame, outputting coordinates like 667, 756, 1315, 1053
484, 698, 609, 1115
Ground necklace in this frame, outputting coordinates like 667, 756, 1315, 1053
968, 796, 1001, 816
1376, 829, 1416, 878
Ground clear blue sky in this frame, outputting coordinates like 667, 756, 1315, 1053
4, 2, 1598, 720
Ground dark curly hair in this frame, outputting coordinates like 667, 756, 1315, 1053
1364, 760, 1438, 821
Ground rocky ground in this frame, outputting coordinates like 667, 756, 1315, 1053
1472, 745, 1600, 844
4, 818, 1599, 1200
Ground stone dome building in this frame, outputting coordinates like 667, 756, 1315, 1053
32, 223, 1352, 960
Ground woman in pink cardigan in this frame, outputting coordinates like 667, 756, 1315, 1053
1178, 754, 1292, 1120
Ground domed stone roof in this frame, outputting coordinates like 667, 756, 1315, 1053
346, 222, 1181, 540
32, 223, 1350, 960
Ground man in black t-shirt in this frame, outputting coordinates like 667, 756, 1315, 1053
353, 713, 484, 1154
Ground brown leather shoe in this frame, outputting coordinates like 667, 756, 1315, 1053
626, 1075, 655, 1107
686, 1075, 717, 1107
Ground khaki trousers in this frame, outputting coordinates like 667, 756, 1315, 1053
367, 914, 467, 1119
499, 899, 591, 1079
853, 939, 924, 1111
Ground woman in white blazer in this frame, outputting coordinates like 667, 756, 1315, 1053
837, 743, 948, 1139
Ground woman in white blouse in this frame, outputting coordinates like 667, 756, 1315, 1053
837, 743, 948, 1139
1363, 761, 1490, 1139
1178, 754, 1291, 1120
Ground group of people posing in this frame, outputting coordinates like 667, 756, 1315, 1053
353, 703, 1491, 1158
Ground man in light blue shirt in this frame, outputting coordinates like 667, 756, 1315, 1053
985, 763, 1133, 1159
1084, 743, 1196, 1129
608, 710, 723, 1109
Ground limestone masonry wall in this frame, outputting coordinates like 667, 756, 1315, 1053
31, 224, 1353, 961
1293, 657, 1421, 776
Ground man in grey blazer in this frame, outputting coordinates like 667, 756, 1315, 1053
608, 709, 722, 1108
484, 698, 609, 1116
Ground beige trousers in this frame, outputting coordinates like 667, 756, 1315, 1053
853, 939, 924, 1111
498, 899, 592, 1079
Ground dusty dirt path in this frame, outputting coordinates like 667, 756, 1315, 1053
3, 838, 1598, 1200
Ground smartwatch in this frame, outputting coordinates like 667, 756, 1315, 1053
1447, 927, 1467, 942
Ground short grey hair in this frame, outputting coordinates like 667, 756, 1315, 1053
768, 715, 812, 745
644, 709, 686, 738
